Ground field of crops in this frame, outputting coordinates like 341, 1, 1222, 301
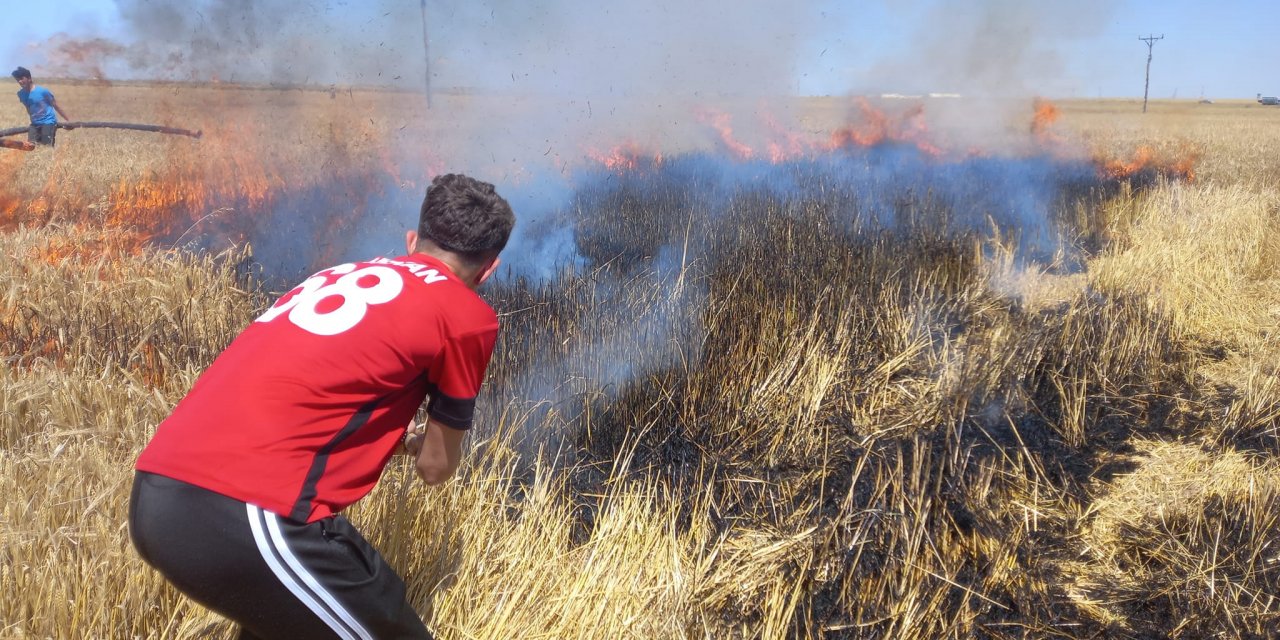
2, 84, 1280, 638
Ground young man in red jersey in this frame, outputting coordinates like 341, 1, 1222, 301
130, 174, 515, 639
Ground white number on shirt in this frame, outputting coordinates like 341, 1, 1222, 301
256, 264, 405, 336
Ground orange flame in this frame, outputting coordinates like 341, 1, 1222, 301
1029, 97, 1196, 181
587, 142, 663, 173
3, 88, 1204, 286
576, 96, 1202, 188
1, 110, 419, 272
694, 107, 755, 160
756, 107, 813, 163
683, 99, 949, 165
1095, 144, 1197, 181
825, 99, 942, 157
0, 153, 23, 222
27, 228, 141, 269
1031, 98, 1059, 132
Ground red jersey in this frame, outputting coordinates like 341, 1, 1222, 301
136, 253, 498, 523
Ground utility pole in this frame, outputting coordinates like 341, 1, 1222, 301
1139, 34, 1163, 113
421, 0, 431, 108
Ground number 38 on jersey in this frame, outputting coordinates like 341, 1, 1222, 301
256, 264, 404, 336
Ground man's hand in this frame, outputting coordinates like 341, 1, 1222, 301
414, 419, 465, 485
397, 423, 426, 457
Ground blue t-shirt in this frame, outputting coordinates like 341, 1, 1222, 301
17, 86, 57, 125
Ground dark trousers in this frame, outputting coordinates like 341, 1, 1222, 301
27, 124, 56, 146
128, 471, 432, 639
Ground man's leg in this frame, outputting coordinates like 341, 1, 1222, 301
129, 472, 432, 639
28, 124, 56, 146
240, 505, 433, 639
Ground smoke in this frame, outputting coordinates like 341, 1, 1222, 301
426, 1, 810, 99
13, 0, 1137, 292
58, 0, 424, 86
12, 1, 1146, 438
20, 1, 1124, 99
18, 1, 1124, 162
857, 0, 1118, 98
23, 0, 812, 94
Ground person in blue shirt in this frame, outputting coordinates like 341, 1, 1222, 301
12, 66, 70, 147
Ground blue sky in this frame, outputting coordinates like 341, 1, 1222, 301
3, 0, 1275, 99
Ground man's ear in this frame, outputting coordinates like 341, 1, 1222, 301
404, 230, 419, 254
475, 257, 501, 287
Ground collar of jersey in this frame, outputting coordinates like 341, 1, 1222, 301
395, 252, 458, 282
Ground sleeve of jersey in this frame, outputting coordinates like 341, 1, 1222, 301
426, 325, 498, 430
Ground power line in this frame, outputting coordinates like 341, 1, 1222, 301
421, 0, 431, 109
1139, 34, 1164, 113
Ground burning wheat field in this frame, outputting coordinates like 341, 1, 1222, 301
2, 77, 1280, 640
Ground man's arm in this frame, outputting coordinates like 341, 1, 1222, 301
49, 96, 69, 122
412, 419, 466, 485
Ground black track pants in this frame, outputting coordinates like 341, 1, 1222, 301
128, 471, 432, 639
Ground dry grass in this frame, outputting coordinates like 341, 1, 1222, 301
3, 87, 1280, 639
1070, 441, 1280, 636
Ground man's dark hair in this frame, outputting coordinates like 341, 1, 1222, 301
11, 67, 31, 81
418, 174, 515, 267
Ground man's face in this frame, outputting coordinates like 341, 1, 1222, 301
15, 76, 32, 91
